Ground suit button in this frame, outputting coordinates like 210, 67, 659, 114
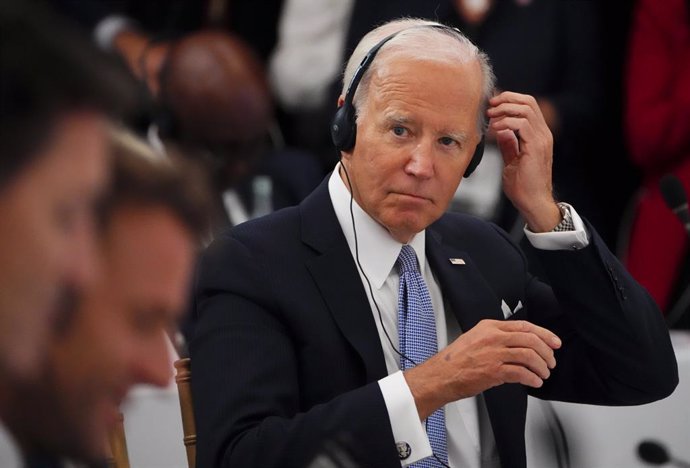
396, 441, 412, 460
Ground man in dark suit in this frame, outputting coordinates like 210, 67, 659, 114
191, 18, 678, 468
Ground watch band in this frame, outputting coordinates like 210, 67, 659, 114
553, 202, 575, 232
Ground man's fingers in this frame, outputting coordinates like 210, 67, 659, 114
495, 129, 520, 162
490, 116, 536, 141
437, 319, 560, 397
487, 102, 534, 120
504, 332, 557, 369
488, 92, 549, 137
504, 347, 551, 379
495, 320, 562, 349
489, 91, 540, 112
501, 364, 544, 388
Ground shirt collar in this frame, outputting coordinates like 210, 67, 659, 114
328, 163, 427, 289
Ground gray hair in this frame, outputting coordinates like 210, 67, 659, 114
341, 18, 496, 134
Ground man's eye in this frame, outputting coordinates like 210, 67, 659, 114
392, 126, 407, 136
439, 136, 456, 146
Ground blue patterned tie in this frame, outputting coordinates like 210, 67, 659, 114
397, 245, 448, 467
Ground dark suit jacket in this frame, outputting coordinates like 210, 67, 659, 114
191, 178, 678, 468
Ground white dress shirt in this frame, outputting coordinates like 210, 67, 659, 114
0, 421, 22, 468
268, 0, 355, 110
328, 165, 589, 467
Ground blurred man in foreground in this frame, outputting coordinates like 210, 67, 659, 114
6, 129, 212, 466
191, 18, 678, 468
0, 1, 134, 465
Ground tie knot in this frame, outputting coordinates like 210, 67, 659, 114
397, 245, 420, 274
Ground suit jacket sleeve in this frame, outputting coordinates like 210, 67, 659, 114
515, 221, 679, 404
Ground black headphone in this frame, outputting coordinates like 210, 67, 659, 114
330, 24, 485, 178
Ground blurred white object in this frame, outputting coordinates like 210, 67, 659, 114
0, 423, 21, 468
269, 0, 354, 110
526, 330, 690, 468
120, 332, 186, 468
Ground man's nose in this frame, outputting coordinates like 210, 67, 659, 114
405, 140, 435, 179
131, 332, 175, 388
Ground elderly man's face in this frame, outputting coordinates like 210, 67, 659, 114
0, 111, 108, 380
341, 56, 483, 243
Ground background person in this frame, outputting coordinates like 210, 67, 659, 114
155, 30, 323, 230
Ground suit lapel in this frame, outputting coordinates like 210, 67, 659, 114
300, 180, 388, 382
425, 227, 503, 330
426, 224, 528, 468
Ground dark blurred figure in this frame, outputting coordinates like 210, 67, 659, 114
14, 129, 212, 468
624, 0, 690, 324
51, 0, 206, 96
51, 0, 282, 95
0, 1, 134, 465
160, 31, 272, 151
156, 30, 322, 228
153, 30, 323, 345
53, 2, 323, 224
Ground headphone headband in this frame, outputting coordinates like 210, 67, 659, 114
331, 23, 485, 178
341, 25, 459, 111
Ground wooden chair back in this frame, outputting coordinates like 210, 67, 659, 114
175, 357, 197, 468
106, 412, 130, 468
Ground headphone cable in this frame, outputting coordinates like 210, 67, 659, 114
339, 161, 450, 468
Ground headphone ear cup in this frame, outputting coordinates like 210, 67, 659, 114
463, 135, 485, 178
331, 104, 357, 152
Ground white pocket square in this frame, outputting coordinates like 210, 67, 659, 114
500, 300, 523, 319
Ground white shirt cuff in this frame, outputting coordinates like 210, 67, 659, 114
94, 15, 134, 51
379, 371, 432, 466
523, 203, 590, 251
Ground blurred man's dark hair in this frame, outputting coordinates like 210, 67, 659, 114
50, 127, 215, 336
100, 128, 214, 239
0, 0, 136, 187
